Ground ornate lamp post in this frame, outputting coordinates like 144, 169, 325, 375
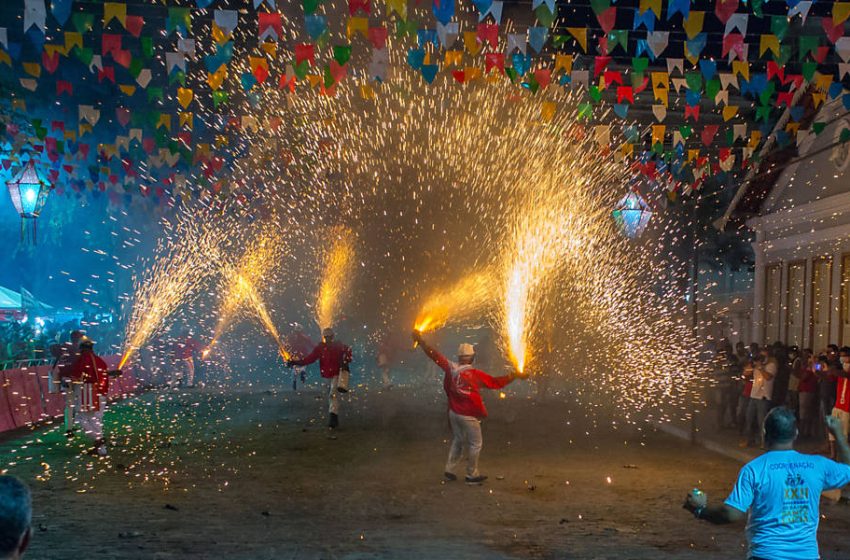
6, 159, 51, 243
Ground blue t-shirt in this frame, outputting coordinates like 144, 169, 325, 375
725, 450, 850, 560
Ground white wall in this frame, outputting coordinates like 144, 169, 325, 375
748, 98, 850, 348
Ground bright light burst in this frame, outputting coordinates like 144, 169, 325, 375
257, 79, 708, 414
315, 226, 355, 331
119, 207, 233, 369
207, 228, 288, 360
414, 270, 496, 333
232, 273, 290, 361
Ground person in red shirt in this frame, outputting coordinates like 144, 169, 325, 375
412, 330, 522, 485
286, 327, 352, 429
284, 325, 315, 391
829, 347, 850, 462
68, 337, 111, 456
49, 329, 84, 437
171, 330, 202, 388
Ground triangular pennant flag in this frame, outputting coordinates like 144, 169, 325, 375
714, 0, 738, 25
789, 1, 812, 23
24, 0, 47, 32
51, 0, 73, 26
725, 13, 748, 37
683, 11, 704, 39
437, 22, 459, 47
836, 3, 850, 26
566, 27, 587, 52
647, 31, 669, 58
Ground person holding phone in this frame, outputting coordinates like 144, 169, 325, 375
743, 348, 776, 447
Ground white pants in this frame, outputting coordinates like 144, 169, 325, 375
174, 357, 195, 386
829, 408, 850, 442
77, 396, 105, 441
64, 383, 80, 432
446, 410, 483, 478
327, 375, 340, 415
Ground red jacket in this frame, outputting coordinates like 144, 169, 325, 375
291, 340, 352, 378
69, 351, 109, 411
423, 346, 513, 418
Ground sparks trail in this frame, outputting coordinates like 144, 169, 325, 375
315, 226, 356, 331
119, 207, 236, 369
414, 270, 497, 334
249, 78, 708, 415
206, 227, 289, 361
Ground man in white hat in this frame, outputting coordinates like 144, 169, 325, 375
412, 330, 522, 485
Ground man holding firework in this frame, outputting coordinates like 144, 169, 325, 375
286, 327, 352, 429
412, 330, 524, 485
67, 337, 115, 456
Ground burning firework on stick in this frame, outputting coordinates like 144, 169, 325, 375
413, 271, 497, 347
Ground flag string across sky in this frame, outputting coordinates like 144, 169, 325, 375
0, 0, 849, 214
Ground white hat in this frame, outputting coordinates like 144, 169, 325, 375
457, 343, 475, 357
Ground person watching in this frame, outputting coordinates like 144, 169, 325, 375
0, 476, 32, 559
684, 408, 850, 560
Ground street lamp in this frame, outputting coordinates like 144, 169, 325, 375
6, 159, 51, 243
612, 191, 652, 238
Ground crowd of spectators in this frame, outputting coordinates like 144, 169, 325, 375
0, 314, 122, 368
710, 339, 850, 456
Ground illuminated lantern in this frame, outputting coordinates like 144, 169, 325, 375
612, 191, 652, 238
6, 159, 51, 243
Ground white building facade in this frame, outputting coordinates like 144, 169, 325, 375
748, 98, 850, 350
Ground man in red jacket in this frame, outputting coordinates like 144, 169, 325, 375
50, 329, 84, 437
68, 337, 111, 456
412, 330, 521, 485
286, 327, 352, 429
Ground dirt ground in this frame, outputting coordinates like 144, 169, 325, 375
2, 376, 850, 560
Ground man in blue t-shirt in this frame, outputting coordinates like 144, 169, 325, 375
684, 407, 850, 560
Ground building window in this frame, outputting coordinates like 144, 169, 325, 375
810, 256, 833, 351
840, 255, 850, 347
786, 261, 806, 348
764, 264, 782, 344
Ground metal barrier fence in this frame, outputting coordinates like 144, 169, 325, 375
0, 355, 143, 434
0, 358, 52, 371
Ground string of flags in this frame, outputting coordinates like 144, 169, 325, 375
1, 0, 850, 208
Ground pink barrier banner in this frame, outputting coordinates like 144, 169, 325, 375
0, 354, 140, 435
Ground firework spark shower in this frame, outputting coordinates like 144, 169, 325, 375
315, 226, 356, 331
257, 81, 707, 411
118, 207, 238, 369
207, 226, 289, 360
